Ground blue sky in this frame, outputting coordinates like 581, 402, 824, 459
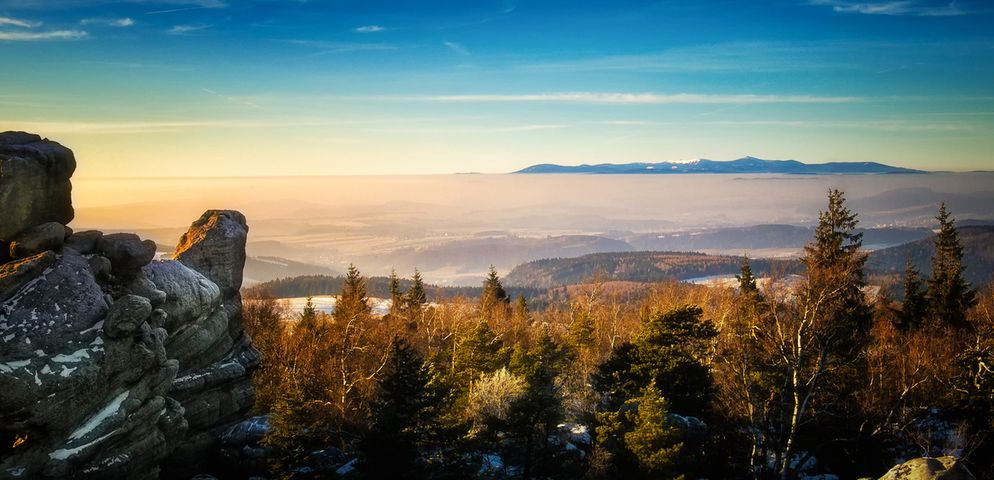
0, 0, 992, 176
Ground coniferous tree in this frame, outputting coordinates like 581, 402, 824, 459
335, 264, 370, 323
406, 268, 428, 311
567, 308, 597, 355
453, 320, 508, 389
360, 339, 442, 479
926, 203, 977, 330
388, 268, 404, 316
623, 383, 685, 478
801, 188, 872, 348
480, 265, 510, 315
899, 259, 928, 329
593, 305, 717, 417
736, 256, 763, 305
506, 330, 573, 478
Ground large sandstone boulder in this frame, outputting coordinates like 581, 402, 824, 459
174, 210, 248, 298
0, 132, 75, 242
879, 456, 974, 480
0, 133, 258, 479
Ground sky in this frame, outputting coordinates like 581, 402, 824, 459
1, 0, 993, 177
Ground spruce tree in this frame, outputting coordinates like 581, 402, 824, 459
899, 259, 928, 329
360, 340, 441, 479
406, 268, 428, 311
480, 265, 510, 314
801, 189, 871, 349
736, 256, 762, 303
334, 264, 370, 323
926, 203, 977, 329
388, 268, 404, 316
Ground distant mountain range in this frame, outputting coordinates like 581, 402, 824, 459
514, 156, 926, 175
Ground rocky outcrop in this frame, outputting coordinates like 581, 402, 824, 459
879, 457, 974, 480
0, 132, 258, 479
0, 132, 75, 246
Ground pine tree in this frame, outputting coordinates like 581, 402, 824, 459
359, 340, 441, 479
297, 295, 317, 326
567, 308, 596, 355
453, 320, 508, 387
926, 203, 977, 329
480, 265, 510, 315
801, 189, 871, 349
736, 256, 763, 304
388, 268, 404, 316
593, 305, 717, 417
406, 268, 428, 311
899, 259, 928, 329
334, 264, 370, 323
506, 330, 573, 478
623, 383, 684, 478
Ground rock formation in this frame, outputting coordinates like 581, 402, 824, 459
879, 456, 975, 480
0, 132, 259, 479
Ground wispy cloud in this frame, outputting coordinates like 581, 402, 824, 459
395, 92, 862, 105
0, 16, 41, 28
0, 29, 87, 41
168, 23, 211, 35
202, 87, 259, 108
81, 17, 135, 27
285, 39, 396, 54
808, 0, 984, 16
0, 118, 339, 134
146, 5, 222, 15
443, 41, 470, 56
354, 25, 385, 33
702, 119, 974, 131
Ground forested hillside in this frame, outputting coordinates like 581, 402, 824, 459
504, 251, 799, 288
868, 225, 994, 286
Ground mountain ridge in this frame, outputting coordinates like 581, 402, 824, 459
514, 156, 926, 175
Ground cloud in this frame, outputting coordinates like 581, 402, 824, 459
0, 118, 335, 134
0, 0, 227, 9
807, 0, 983, 16
443, 41, 469, 55
702, 119, 973, 131
202, 87, 259, 108
285, 39, 396, 54
0, 16, 40, 28
168, 23, 211, 35
81, 17, 135, 27
397, 92, 862, 105
0, 29, 87, 41
354, 25, 385, 33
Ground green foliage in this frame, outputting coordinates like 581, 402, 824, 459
624, 384, 685, 478
480, 265, 510, 316
359, 340, 443, 479
453, 320, 508, 388
334, 264, 370, 323
899, 259, 928, 329
594, 305, 717, 417
927, 203, 977, 330
802, 188, 872, 351
504, 331, 574, 477
406, 268, 428, 311
594, 384, 685, 480
567, 308, 596, 354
